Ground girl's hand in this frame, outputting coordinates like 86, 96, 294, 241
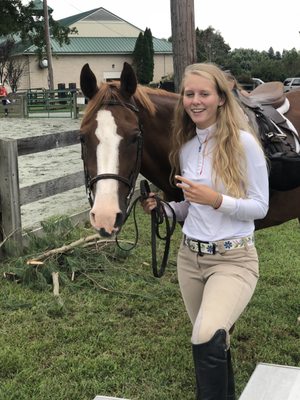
140, 192, 158, 214
175, 175, 220, 206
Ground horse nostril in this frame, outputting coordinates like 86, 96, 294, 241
90, 212, 95, 223
114, 212, 123, 228
99, 228, 112, 238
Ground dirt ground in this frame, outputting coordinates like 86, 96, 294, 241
0, 117, 89, 230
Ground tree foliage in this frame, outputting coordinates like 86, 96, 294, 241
132, 33, 144, 83
144, 28, 154, 82
132, 29, 154, 84
0, 0, 77, 91
195, 25, 300, 84
0, 0, 77, 58
0, 0, 24, 36
196, 26, 231, 65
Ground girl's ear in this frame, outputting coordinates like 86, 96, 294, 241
219, 96, 225, 106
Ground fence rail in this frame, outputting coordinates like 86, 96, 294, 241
0, 130, 84, 255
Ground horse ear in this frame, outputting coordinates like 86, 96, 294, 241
80, 63, 98, 99
120, 62, 137, 98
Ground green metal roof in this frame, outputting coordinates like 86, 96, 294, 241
58, 7, 143, 34
57, 8, 100, 27
22, 36, 172, 55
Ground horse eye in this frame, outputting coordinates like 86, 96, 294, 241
130, 132, 141, 145
123, 132, 134, 144
79, 133, 85, 144
131, 135, 138, 144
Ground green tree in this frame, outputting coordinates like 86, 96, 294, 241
194, 25, 300, 83
196, 26, 230, 65
0, 0, 77, 59
132, 29, 154, 84
144, 28, 154, 82
132, 32, 144, 83
225, 49, 268, 81
0, 0, 23, 36
252, 57, 285, 82
282, 49, 300, 76
268, 47, 275, 59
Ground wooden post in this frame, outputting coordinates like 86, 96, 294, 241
72, 92, 78, 119
170, 0, 197, 92
19, 94, 24, 118
23, 93, 28, 117
0, 138, 22, 254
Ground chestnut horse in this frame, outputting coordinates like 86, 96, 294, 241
80, 62, 300, 236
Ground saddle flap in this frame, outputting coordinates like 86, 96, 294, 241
261, 104, 286, 125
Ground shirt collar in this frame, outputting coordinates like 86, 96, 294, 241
196, 124, 217, 140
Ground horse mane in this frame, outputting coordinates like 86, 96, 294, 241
81, 81, 174, 128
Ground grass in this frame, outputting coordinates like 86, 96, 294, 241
0, 211, 299, 400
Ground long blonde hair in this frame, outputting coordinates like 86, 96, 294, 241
169, 63, 261, 198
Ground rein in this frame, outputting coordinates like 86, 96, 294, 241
143, 183, 177, 278
116, 180, 177, 278
81, 99, 176, 278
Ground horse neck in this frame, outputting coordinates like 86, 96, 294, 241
137, 92, 177, 153
136, 92, 182, 201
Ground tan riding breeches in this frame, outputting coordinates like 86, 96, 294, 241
177, 239, 259, 345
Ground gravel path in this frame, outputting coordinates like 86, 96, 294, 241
0, 117, 89, 229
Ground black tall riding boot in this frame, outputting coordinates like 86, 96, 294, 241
226, 348, 236, 400
192, 329, 228, 400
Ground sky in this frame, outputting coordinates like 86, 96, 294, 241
33, 1, 300, 52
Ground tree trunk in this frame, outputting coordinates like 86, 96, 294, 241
170, 0, 197, 92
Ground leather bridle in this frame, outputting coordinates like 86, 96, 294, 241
81, 99, 143, 215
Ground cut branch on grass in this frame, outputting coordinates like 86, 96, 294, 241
33, 234, 100, 260
27, 235, 135, 262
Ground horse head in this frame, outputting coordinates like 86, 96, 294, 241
80, 62, 143, 237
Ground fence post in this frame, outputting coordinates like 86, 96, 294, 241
73, 92, 78, 119
21, 94, 25, 117
0, 138, 22, 254
24, 92, 28, 117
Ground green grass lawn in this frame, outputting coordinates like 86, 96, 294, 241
0, 212, 299, 400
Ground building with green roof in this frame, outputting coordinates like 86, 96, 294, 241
14, 7, 173, 91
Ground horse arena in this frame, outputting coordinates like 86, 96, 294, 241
0, 117, 89, 230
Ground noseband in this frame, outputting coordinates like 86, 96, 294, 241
81, 99, 143, 211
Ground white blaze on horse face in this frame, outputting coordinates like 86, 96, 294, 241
90, 109, 121, 234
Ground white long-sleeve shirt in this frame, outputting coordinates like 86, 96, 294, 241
167, 125, 269, 241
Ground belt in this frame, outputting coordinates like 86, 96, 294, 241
183, 234, 254, 256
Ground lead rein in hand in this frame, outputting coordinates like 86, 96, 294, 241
141, 180, 177, 278
116, 180, 177, 278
